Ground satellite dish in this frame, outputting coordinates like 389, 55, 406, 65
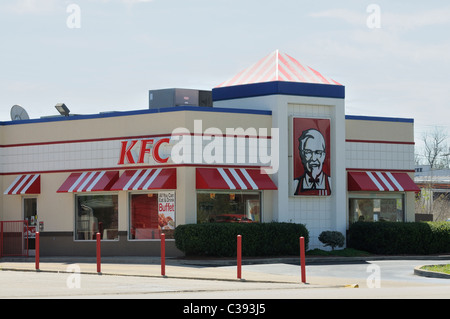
10, 105, 30, 121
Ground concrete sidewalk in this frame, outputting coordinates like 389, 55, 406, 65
0, 256, 354, 287
0, 256, 303, 283
2, 255, 450, 287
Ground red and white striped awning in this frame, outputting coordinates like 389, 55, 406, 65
196, 168, 277, 190
4, 174, 40, 195
216, 50, 342, 88
57, 171, 119, 193
348, 171, 420, 192
111, 168, 176, 191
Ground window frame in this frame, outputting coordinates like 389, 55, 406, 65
196, 190, 263, 224
348, 192, 405, 224
128, 191, 176, 241
74, 192, 119, 241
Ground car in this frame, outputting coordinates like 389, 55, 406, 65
214, 214, 255, 223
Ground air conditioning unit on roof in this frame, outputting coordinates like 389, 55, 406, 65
149, 88, 212, 109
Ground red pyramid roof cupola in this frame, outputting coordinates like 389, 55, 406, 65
216, 50, 342, 88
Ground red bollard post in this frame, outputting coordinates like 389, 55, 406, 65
237, 235, 242, 279
35, 232, 40, 271
161, 233, 166, 276
96, 232, 101, 274
300, 236, 306, 283
0, 222, 3, 258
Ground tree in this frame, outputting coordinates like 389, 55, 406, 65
422, 127, 449, 169
318, 231, 345, 251
416, 127, 450, 220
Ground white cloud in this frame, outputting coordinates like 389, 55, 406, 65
123, 0, 153, 2
307, 5, 450, 64
91, 0, 154, 3
1, 0, 154, 14
2, 0, 61, 14
382, 7, 450, 32
309, 9, 366, 26
310, 6, 450, 32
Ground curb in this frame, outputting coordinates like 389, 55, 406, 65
177, 255, 450, 266
3, 254, 450, 266
414, 265, 450, 279
0, 266, 298, 284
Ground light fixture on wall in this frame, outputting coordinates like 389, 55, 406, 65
55, 103, 70, 117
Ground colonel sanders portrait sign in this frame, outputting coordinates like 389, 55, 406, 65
293, 118, 331, 196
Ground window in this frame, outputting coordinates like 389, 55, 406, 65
129, 192, 175, 240
197, 191, 261, 223
75, 194, 118, 240
349, 195, 404, 223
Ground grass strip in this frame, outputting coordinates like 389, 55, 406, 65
421, 264, 450, 275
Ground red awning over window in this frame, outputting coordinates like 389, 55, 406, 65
57, 171, 119, 193
348, 171, 420, 192
196, 168, 277, 190
4, 174, 40, 195
111, 168, 176, 191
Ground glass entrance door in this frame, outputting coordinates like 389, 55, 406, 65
23, 198, 37, 251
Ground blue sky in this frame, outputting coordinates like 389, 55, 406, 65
1, 0, 449, 151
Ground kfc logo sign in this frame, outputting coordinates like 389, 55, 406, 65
292, 117, 331, 196
118, 137, 171, 165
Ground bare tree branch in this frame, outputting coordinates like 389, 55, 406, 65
422, 127, 448, 169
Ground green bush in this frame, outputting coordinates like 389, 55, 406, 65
427, 222, 450, 254
318, 231, 345, 250
348, 221, 450, 255
174, 222, 309, 257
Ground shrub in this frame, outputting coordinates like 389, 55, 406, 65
347, 221, 450, 255
427, 222, 450, 254
174, 222, 309, 257
318, 231, 345, 250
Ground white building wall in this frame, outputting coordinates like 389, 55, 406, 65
0, 135, 271, 174
346, 142, 415, 171
345, 139, 416, 222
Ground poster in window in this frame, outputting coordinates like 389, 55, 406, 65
158, 191, 175, 230
292, 118, 331, 196
246, 199, 261, 222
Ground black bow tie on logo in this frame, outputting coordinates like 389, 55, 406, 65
308, 177, 320, 189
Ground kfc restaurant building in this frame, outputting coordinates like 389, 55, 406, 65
0, 51, 419, 256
